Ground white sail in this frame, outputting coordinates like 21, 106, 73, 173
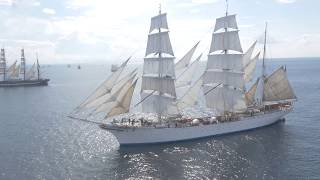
204, 85, 247, 114
143, 57, 175, 77
149, 13, 168, 33
141, 93, 179, 116
243, 41, 257, 67
177, 78, 203, 110
203, 69, 244, 89
245, 78, 259, 105
209, 31, 243, 53
76, 57, 130, 109
145, 31, 174, 56
244, 52, 260, 82
175, 41, 200, 71
263, 66, 297, 103
11, 64, 20, 78
141, 76, 176, 97
214, 14, 238, 32
204, 14, 247, 115
107, 79, 138, 118
141, 11, 178, 118
26, 63, 36, 80
176, 54, 202, 88
207, 54, 243, 71
7, 61, 17, 77
83, 69, 137, 110
92, 75, 136, 114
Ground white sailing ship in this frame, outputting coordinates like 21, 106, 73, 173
0, 48, 49, 87
71, 5, 296, 146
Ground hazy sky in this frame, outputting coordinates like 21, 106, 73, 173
0, 0, 319, 64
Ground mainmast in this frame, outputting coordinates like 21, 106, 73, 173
0, 48, 6, 81
36, 53, 40, 80
261, 22, 268, 99
140, 6, 178, 121
157, 4, 163, 122
203, 1, 246, 115
20, 49, 26, 80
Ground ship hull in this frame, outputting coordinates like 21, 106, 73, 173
0, 79, 50, 87
105, 109, 291, 146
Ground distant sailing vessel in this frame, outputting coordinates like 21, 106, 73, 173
0, 49, 49, 87
71, 5, 296, 146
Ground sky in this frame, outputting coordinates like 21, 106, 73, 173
0, 0, 319, 64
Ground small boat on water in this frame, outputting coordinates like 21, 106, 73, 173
0, 49, 49, 87
70, 4, 296, 146
77, 65, 81, 69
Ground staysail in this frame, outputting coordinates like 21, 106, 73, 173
244, 52, 260, 82
175, 41, 200, 77
141, 10, 179, 118
177, 77, 203, 110
106, 79, 138, 118
81, 69, 137, 110
176, 54, 202, 88
26, 63, 36, 80
203, 13, 247, 115
91, 75, 137, 115
245, 78, 259, 106
76, 57, 130, 110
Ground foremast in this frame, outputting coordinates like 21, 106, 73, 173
0, 48, 6, 81
141, 6, 178, 122
20, 49, 26, 80
203, 0, 246, 116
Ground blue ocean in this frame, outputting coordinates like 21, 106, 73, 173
0, 58, 319, 179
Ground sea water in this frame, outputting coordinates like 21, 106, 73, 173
0, 58, 319, 179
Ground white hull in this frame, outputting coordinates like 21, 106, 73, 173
106, 109, 291, 146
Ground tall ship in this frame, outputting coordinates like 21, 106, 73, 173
71, 5, 297, 146
0, 49, 49, 87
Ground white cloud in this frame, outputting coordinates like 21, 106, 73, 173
276, 0, 296, 4
42, 8, 56, 15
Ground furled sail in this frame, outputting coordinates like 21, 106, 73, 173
176, 54, 202, 88
203, 14, 247, 115
177, 78, 203, 110
76, 57, 130, 110
106, 79, 138, 118
244, 52, 260, 82
175, 41, 200, 71
141, 11, 179, 117
263, 66, 297, 103
245, 78, 259, 106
